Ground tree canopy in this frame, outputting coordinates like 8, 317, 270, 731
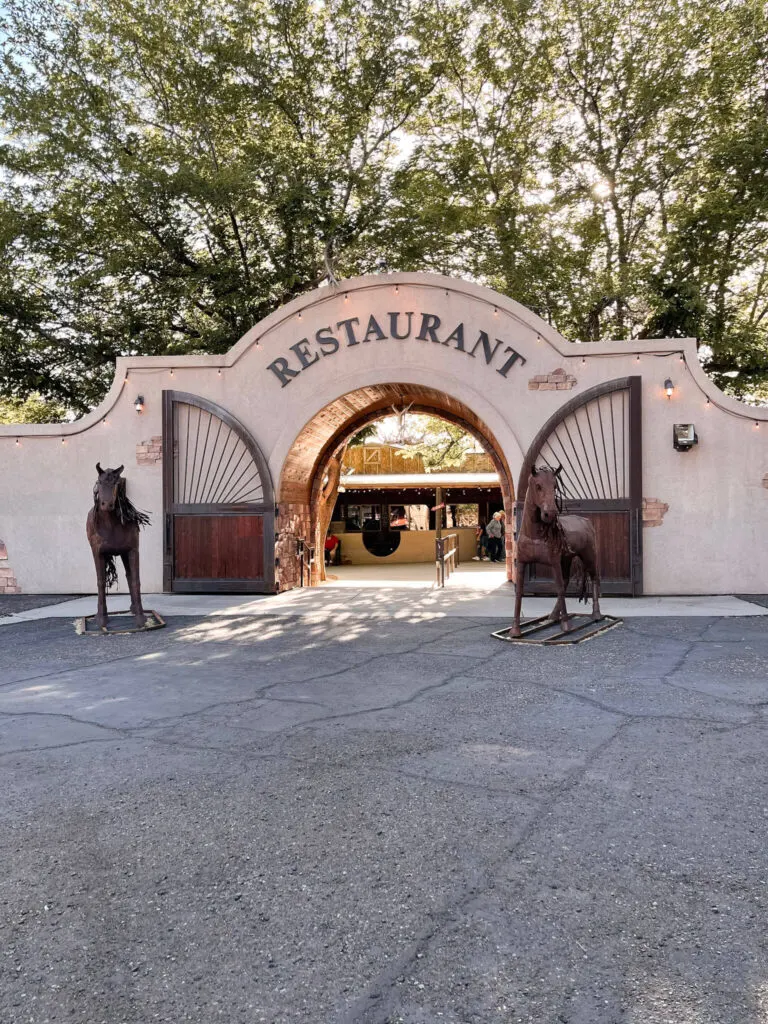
1, 0, 766, 417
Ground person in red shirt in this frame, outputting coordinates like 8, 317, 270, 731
324, 534, 340, 566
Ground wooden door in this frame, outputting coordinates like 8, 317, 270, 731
162, 391, 275, 593
518, 377, 643, 596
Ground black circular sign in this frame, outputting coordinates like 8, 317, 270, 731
362, 531, 402, 557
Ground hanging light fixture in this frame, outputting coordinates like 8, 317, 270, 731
664, 379, 674, 399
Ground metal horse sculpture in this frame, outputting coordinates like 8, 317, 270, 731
86, 464, 151, 630
511, 465, 601, 636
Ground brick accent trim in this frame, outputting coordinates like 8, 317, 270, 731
0, 540, 21, 593
642, 498, 669, 528
528, 367, 577, 391
136, 436, 163, 465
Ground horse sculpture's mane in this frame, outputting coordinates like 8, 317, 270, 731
92, 478, 151, 528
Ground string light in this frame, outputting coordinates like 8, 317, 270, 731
169, 369, 174, 376
298, 311, 302, 320
15, 438, 19, 446
217, 368, 221, 375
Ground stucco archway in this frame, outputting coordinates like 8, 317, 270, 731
276, 382, 517, 590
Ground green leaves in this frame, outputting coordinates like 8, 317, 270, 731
1, 0, 766, 409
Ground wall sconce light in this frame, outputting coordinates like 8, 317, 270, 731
134, 395, 145, 414
673, 423, 698, 452
664, 378, 674, 399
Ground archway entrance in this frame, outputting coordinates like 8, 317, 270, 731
276, 383, 516, 591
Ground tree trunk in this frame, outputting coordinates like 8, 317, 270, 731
315, 448, 346, 582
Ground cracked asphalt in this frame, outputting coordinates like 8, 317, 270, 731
1, 611, 768, 1024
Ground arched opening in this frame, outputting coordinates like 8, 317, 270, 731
276, 383, 516, 590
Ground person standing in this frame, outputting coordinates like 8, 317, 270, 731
472, 518, 490, 560
486, 512, 503, 562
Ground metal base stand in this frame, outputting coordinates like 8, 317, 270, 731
491, 613, 622, 645
75, 610, 166, 636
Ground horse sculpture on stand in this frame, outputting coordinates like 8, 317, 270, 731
510, 465, 601, 637
86, 464, 151, 631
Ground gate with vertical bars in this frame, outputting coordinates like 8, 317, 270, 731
517, 377, 643, 596
162, 391, 275, 592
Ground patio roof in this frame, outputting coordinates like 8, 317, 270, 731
339, 472, 500, 490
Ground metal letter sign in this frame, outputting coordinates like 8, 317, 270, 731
266, 311, 527, 387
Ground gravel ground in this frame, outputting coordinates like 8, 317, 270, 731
1, 612, 767, 1024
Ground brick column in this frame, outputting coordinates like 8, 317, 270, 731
0, 540, 21, 594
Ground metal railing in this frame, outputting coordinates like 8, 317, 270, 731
435, 532, 459, 587
296, 538, 315, 588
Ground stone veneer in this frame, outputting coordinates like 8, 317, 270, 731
0, 540, 21, 593
528, 367, 577, 391
276, 502, 312, 591
642, 498, 669, 528
136, 436, 163, 465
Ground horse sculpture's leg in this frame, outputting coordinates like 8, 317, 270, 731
550, 558, 571, 632
550, 555, 572, 623
583, 552, 602, 620
93, 551, 108, 630
124, 547, 146, 628
509, 560, 526, 637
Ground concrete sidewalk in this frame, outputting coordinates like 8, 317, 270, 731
2, 586, 766, 625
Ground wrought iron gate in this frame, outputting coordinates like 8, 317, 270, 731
518, 377, 642, 596
162, 391, 275, 593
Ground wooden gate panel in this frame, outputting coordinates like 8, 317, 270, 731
591, 512, 630, 579
174, 515, 265, 580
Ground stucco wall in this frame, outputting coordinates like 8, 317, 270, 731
0, 272, 765, 594
332, 527, 478, 565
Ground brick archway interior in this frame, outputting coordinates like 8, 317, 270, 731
277, 383, 516, 590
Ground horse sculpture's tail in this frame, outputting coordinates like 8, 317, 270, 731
104, 555, 118, 590
570, 555, 594, 604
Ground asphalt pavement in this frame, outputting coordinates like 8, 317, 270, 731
1, 610, 767, 1023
